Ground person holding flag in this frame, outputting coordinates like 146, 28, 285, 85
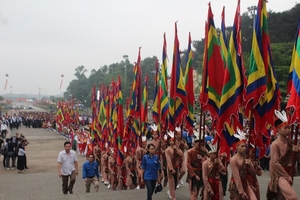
124, 146, 137, 190
165, 131, 184, 200
186, 130, 208, 200
135, 135, 147, 189
228, 128, 257, 200
267, 110, 299, 200
174, 126, 189, 189
202, 142, 226, 200
248, 144, 263, 200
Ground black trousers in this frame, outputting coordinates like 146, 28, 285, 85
145, 179, 156, 200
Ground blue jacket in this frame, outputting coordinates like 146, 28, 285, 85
142, 154, 161, 180
82, 161, 99, 179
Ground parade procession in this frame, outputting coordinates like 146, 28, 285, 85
50, 0, 300, 199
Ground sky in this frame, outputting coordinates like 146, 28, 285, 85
0, 0, 297, 96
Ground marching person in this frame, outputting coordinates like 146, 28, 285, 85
161, 134, 169, 187
149, 124, 163, 182
228, 128, 257, 200
0, 120, 8, 138
108, 148, 118, 190
248, 145, 262, 200
82, 154, 100, 193
135, 135, 148, 189
93, 142, 102, 174
165, 131, 184, 200
57, 141, 79, 195
101, 143, 109, 185
187, 130, 208, 200
141, 143, 161, 200
174, 126, 189, 189
124, 146, 137, 189
202, 142, 226, 200
267, 110, 299, 200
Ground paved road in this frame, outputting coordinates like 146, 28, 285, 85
0, 126, 299, 200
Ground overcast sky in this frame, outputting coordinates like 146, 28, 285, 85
0, 0, 297, 96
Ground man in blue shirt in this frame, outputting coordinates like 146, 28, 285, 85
82, 154, 100, 193
182, 124, 193, 149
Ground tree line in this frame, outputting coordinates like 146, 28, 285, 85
63, 4, 300, 107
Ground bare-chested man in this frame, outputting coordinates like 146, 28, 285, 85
124, 146, 137, 190
135, 136, 147, 189
165, 131, 184, 200
93, 142, 101, 174
174, 126, 189, 189
228, 128, 257, 200
108, 149, 118, 190
248, 145, 262, 200
202, 142, 226, 200
267, 110, 299, 200
187, 130, 208, 200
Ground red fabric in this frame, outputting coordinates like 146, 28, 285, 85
208, 178, 220, 200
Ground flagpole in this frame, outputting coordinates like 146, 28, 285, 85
290, 122, 299, 181
244, 99, 254, 189
199, 105, 204, 146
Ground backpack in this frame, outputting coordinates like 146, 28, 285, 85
0, 144, 7, 155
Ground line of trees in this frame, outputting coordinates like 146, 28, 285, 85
64, 4, 300, 107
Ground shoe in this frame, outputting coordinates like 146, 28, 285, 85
107, 184, 111, 189
25, 166, 29, 169
63, 192, 67, 195
167, 190, 172, 199
69, 190, 73, 194
101, 179, 104, 183
176, 184, 180, 189
7, 168, 10, 170
104, 181, 108, 185
136, 185, 140, 190
11, 167, 15, 170
180, 179, 184, 185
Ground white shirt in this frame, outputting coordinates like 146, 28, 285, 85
1, 124, 7, 131
18, 148, 26, 156
57, 150, 78, 175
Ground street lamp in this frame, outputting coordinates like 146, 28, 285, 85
123, 55, 129, 87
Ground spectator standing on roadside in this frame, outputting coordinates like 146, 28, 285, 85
57, 141, 79, 195
6, 137, 16, 169
82, 154, 100, 193
17, 143, 26, 173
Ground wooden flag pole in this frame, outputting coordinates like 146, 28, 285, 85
244, 100, 254, 190
290, 122, 299, 181
199, 106, 204, 146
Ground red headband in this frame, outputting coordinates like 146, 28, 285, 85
236, 139, 246, 146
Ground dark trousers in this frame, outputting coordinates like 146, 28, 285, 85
1, 130, 7, 138
220, 172, 228, 195
260, 157, 270, 171
61, 170, 76, 194
3, 154, 7, 167
145, 180, 156, 200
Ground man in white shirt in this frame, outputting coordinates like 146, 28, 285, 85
57, 141, 79, 195
0, 121, 8, 138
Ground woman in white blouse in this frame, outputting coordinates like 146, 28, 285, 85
17, 143, 26, 173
